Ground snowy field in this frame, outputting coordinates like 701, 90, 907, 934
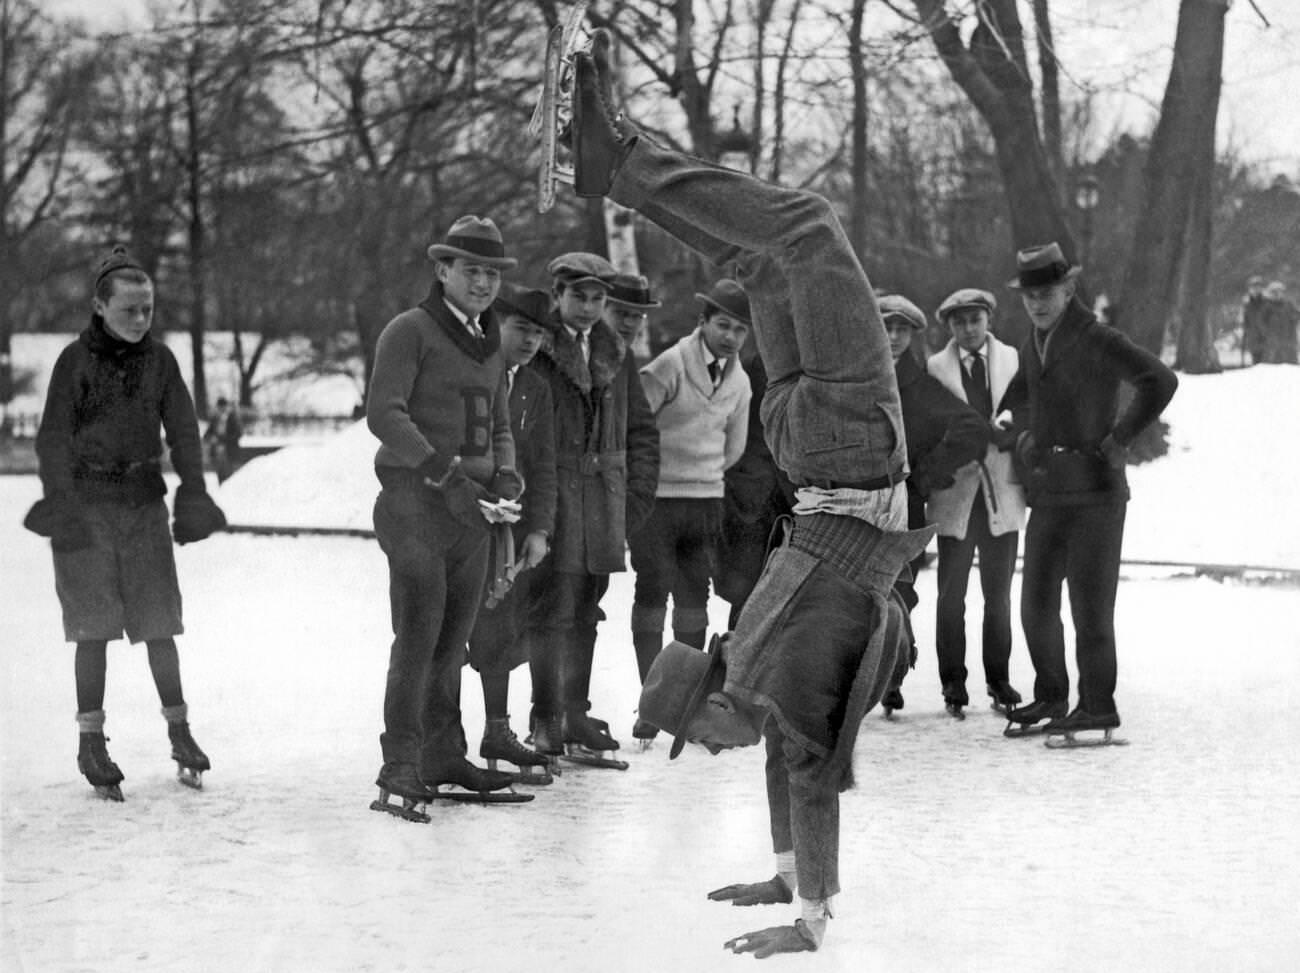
3, 367, 1299, 973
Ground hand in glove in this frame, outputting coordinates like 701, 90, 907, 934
24, 496, 94, 552
172, 483, 227, 544
910, 467, 955, 498
707, 875, 793, 907
1014, 431, 1040, 472
723, 920, 821, 958
436, 461, 492, 526
1098, 433, 1127, 469
990, 420, 1019, 452
488, 466, 524, 502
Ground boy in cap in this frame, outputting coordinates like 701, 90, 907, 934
603, 272, 660, 358
879, 293, 988, 717
366, 214, 529, 814
26, 244, 226, 800
526, 251, 659, 766
564, 32, 932, 954
926, 288, 1026, 715
628, 279, 752, 743
999, 243, 1177, 743
466, 285, 558, 784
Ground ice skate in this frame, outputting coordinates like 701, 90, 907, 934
78, 731, 125, 802
168, 720, 210, 789
1002, 699, 1067, 738
370, 762, 433, 823
423, 757, 535, 804
881, 687, 904, 721
986, 680, 1023, 715
480, 718, 553, 785
561, 712, 629, 770
632, 717, 659, 751
528, 0, 591, 211
1043, 709, 1127, 749
942, 681, 968, 721
567, 27, 632, 197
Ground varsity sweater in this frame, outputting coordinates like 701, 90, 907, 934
640, 328, 751, 499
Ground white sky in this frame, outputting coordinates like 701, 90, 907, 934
44, 0, 1300, 172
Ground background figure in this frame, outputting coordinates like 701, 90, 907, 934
1241, 275, 1268, 365
926, 289, 1027, 716
467, 285, 557, 784
525, 252, 659, 765
204, 396, 242, 484
603, 272, 661, 362
716, 345, 796, 630
1262, 281, 1299, 364
1001, 243, 1177, 740
25, 245, 226, 801
365, 215, 524, 809
629, 279, 752, 744
879, 294, 988, 717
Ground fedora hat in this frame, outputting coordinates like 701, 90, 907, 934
547, 251, 617, 288
493, 283, 553, 329
695, 279, 751, 325
877, 293, 926, 330
427, 215, 517, 269
1007, 242, 1080, 289
607, 273, 661, 310
637, 636, 727, 759
935, 287, 997, 323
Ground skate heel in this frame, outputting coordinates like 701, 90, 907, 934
92, 783, 125, 802
370, 787, 432, 824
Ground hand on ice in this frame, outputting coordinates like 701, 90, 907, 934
723, 920, 820, 958
707, 875, 793, 907
477, 498, 522, 524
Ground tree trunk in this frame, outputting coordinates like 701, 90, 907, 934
1032, 0, 1063, 191
1174, 96, 1222, 374
1121, 0, 1228, 354
184, 18, 209, 419
848, 0, 869, 258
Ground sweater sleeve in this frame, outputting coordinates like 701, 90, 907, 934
366, 313, 437, 468
159, 347, 206, 488
1104, 329, 1179, 446
34, 345, 80, 498
638, 353, 674, 416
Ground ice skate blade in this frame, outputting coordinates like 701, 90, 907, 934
485, 756, 553, 785
1044, 728, 1129, 749
176, 766, 204, 790
370, 790, 431, 824
635, 737, 656, 752
92, 783, 125, 802
1003, 723, 1051, 738
430, 784, 535, 804
561, 744, 629, 771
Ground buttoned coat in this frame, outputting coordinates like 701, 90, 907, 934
925, 335, 1027, 539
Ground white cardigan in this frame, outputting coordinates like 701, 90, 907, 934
925, 335, 1027, 539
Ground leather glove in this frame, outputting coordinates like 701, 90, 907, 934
1099, 433, 1127, 469
488, 466, 524, 502
477, 497, 523, 524
439, 462, 492, 525
24, 496, 94, 552
172, 483, 227, 544
708, 875, 793, 907
723, 920, 821, 958
1014, 431, 1039, 472
990, 421, 1019, 452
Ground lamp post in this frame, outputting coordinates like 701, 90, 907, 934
716, 103, 755, 171
1074, 173, 1100, 270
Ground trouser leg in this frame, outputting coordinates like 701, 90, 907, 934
1020, 507, 1071, 704
629, 504, 674, 678
978, 525, 1019, 685
935, 526, 977, 687
1066, 503, 1126, 714
563, 573, 609, 715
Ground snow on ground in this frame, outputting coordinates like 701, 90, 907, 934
3, 369, 1299, 973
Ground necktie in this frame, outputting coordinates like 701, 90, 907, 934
575, 332, 591, 387
707, 360, 721, 388
506, 367, 515, 395
467, 317, 483, 339
965, 352, 992, 418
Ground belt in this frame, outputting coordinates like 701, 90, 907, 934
799, 467, 907, 492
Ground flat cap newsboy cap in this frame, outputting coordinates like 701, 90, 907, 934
936, 288, 997, 323
493, 284, 553, 329
694, 279, 751, 325
427, 215, 517, 268
877, 294, 927, 330
1007, 242, 1080, 290
607, 273, 662, 310
547, 252, 617, 288
637, 637, 727, 759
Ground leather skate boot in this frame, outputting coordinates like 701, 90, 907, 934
163, 703, 210, 788
76, 709, 124, 801
565, 710, 620, 752
422, 756, 515, 794
1006, 699, 1068, 725
530, 714, 565, 756
986, 680, 1023, 713
1043, 707, 1121, 734
481, 717, 551, 783
942, 681, 969, 719
571, 29, 633, 196
375, 761, 435, 802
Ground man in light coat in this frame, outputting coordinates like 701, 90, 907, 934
925, 289, 1027, 713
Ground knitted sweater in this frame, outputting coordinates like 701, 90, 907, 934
640, 328, 751, 499
367, 282, 514, 485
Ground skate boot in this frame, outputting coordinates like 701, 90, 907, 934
421, 756, 534, 804
163, 705, 210, 789
986, 680, 1022, 715
371, 762, 434, 823
480, 718, 552, 785
1043, 708, 1126, 749
632, 717, 659, 750
562, 711, 628, 770
881, 687, 905, 720
77, 728, 125, 802
1003, 699, 1068, 738
571, 29, 633, 196
942, 682, 969, 720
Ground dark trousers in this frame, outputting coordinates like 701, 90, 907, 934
629, 497, 721, 639
528, 568, 610, 718
374, 485, 489, 771
1020, 502, 1126, 714
935, 495, 1019, 688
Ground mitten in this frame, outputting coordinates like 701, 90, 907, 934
172, 484, 227, 544
723, 920, 821, 958
488, 466, 525, 502
440, 465, 492, 525
25, 496, 94, 552
708, 875, 794, 907
990, 422, 1019, 452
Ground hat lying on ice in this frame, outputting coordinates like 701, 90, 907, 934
493, 284, 552, 329
427, 215, 517, 269
637, 637, 727, 759
877, 294, 926, 330
936, 288, 997, 323
1007, 242, 1080, 290
695, 279, 751, 325
607, 273, 661, 310
547, 252, 617, 288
